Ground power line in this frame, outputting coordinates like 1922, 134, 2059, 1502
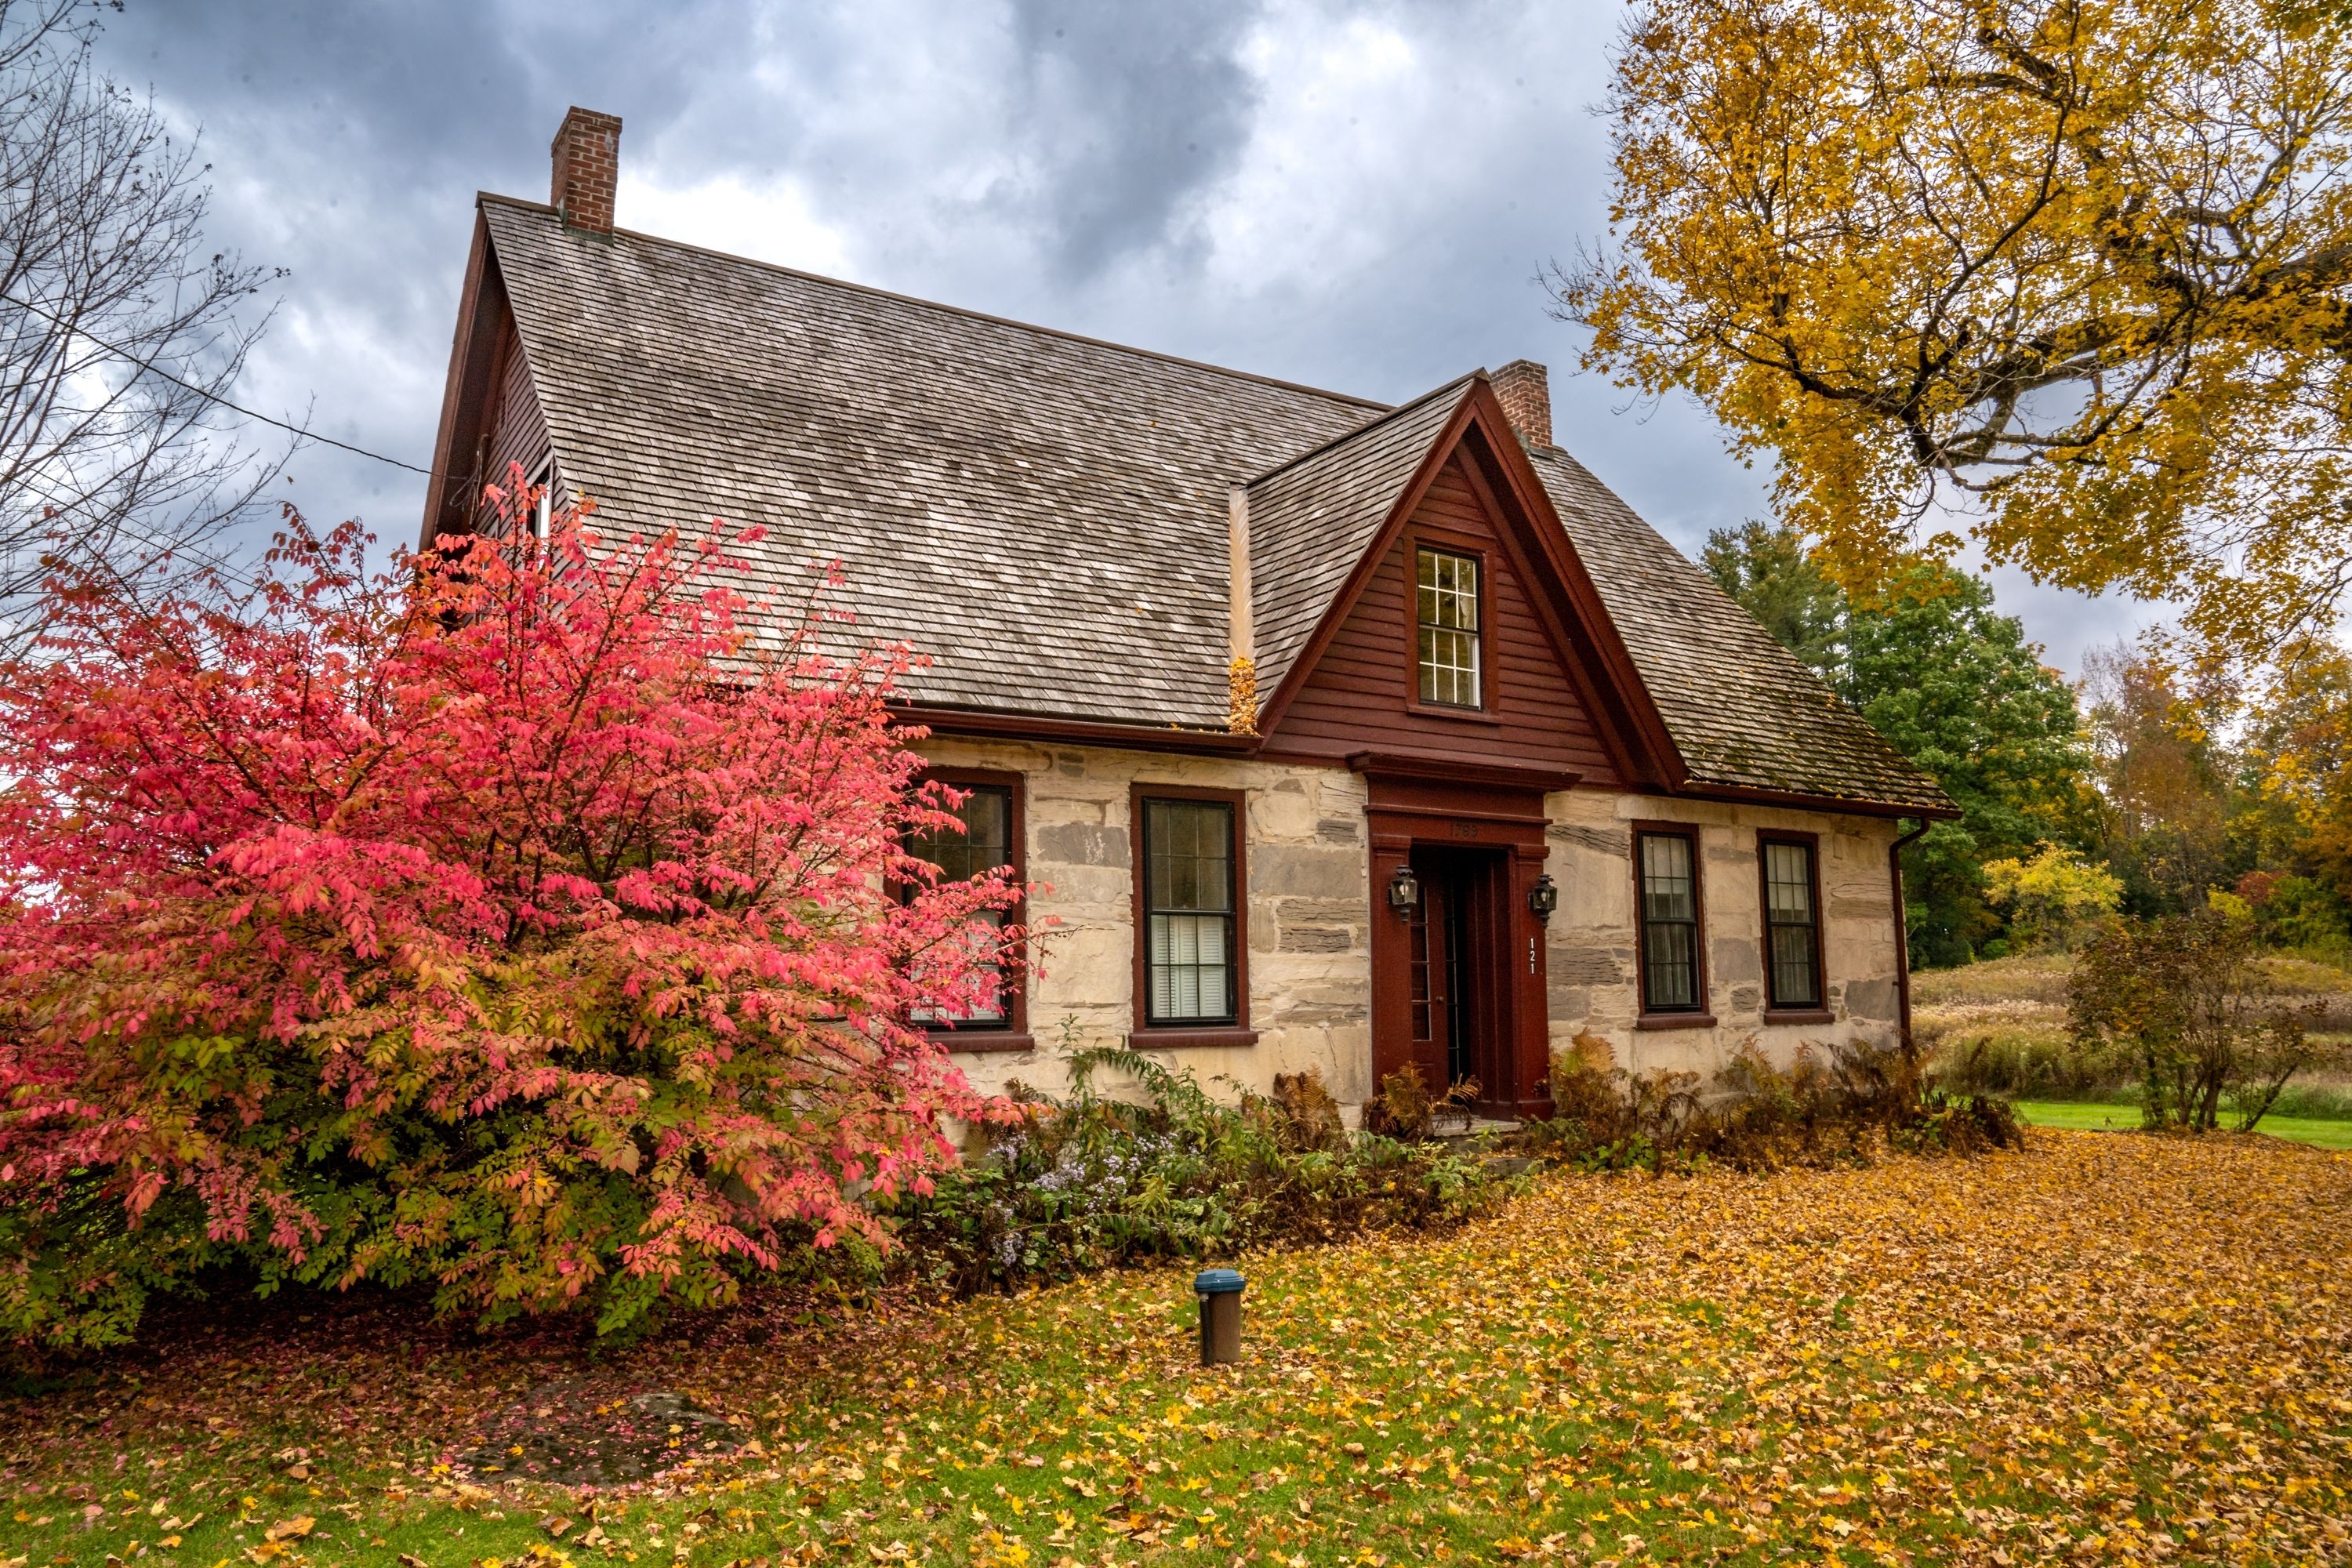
9, 463, 262, 593
0, 289, 434, 475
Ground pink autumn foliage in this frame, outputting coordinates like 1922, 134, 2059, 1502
0, 475, 1023, 1346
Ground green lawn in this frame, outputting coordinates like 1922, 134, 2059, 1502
2016, 1099, 2352, 1149
5, 1132, 2351, 1566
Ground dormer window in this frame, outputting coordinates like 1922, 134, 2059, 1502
1415, 546, 1482, 706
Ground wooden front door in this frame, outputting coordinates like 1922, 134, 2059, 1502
1405, 847, 1512, 1102
1363, 758, 1564, 1123
1403, 851, 1451, 1092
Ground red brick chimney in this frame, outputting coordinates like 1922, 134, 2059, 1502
1491, 359, 1554, 451
550, 107, 622, 234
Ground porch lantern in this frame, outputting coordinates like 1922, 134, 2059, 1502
1386, 862, 1421, 916
1528, 871, 1559, 924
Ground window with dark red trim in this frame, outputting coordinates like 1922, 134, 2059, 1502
1414, 546, 1483, 707
1635, 826, 1705, 1014
1759, 834, 1825, 1013
1140, 796, 1239, 1025
1127, 785, 1254, 1045
903, 771, 1024, 1036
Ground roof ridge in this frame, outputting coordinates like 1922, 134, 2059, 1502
478, 191, 1393, 417
1240, 372, 1479, 489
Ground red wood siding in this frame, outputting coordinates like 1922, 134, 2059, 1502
1265, 452, 1623, 785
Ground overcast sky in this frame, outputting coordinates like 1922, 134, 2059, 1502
93, 0, 2158, 675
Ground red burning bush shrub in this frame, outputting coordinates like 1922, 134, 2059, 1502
0, 477, 1021, 1348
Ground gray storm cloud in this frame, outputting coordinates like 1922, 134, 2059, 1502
86, 0, 2156, 673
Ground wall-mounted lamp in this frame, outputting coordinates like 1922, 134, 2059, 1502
1528, 871, 1559, 924
1386, 863, 1421, 916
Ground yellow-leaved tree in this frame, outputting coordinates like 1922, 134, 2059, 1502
1981, 844, 2122, 952
1557, 0, 2352, 660
2252, 638, 2352, 896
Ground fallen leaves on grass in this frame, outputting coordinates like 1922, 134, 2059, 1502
459, 1385, 746, 1485
3, 1131, 2349, 1566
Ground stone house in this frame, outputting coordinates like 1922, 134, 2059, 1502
420, 109, 1956, 1120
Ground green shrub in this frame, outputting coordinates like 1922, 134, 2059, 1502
2069, 907, 2342, 1132
886, 1051, 1501, 1296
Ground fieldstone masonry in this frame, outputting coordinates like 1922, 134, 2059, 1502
917, 738, 1376, 1103
1539, 789, 1903, 1078
919, 739, 1903, 1108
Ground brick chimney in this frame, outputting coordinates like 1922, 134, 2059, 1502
1490, 359, 1554, 451
550, 107, 622, 234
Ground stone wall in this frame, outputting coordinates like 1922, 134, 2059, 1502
1541, 791, 1904, 1078
916, 738, 1904, 1102
914, 737, 1374, 1102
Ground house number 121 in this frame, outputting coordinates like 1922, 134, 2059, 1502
1528, 936, 1537, 975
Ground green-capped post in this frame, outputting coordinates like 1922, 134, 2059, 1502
1195, 1268, 1244, 1365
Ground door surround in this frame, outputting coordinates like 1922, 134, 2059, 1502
1352, 753, 1580, 1120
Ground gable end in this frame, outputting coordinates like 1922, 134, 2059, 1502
1256, 383, 1678, 789
422, 207, 556, 547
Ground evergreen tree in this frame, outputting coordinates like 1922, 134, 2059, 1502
1844, 566, 2095, 966
1704, 523, 2092, 966
1700, 520, 1844, 680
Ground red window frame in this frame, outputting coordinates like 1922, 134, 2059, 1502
906, 768, 1032, 1051
1758, 829, 1831, 1023
1631, 820, 1716, 1029
1129, 782, 1258, 1049
1404, 532, 1499, 722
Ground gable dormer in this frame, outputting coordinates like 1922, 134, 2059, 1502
1246, 376, 1677, 789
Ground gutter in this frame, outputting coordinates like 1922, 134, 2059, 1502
1889, 818, 1930, 1049
891, 701, 1258, 756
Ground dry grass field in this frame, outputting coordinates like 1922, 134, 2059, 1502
1915, 951, 2352, 1137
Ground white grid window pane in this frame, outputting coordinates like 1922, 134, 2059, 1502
1143, 798, 1236, 1025
1416, 548, 1482, 706
1762, 840, 1820, 1008
1763, 842, 1813, 920
1149, 913, 1229, 1020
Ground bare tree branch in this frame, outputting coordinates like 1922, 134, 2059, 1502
0, 0, 285, 651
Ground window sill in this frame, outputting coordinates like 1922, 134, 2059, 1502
1635, 1013, 1719, 1032
931, 1032, 1036, 1054
1761, 1009, 1835, 1026
1126, 1027, 1260, 1050
1404, 699, 1503, 726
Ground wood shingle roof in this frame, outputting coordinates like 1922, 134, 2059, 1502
481, 196, 1374, 730
464, 194, 1951, 816
1528, 448, 1949, 811
1243, 376, 1476, 695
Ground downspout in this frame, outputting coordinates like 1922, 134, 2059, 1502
1889, 817, 1929, 1048
1226, 486, 1258, 735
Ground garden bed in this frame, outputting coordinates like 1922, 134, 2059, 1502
5, 1130, 2350, 1565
